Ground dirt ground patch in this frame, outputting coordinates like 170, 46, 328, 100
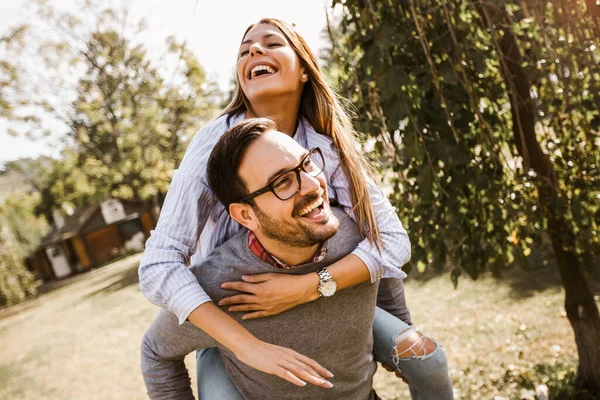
0, 253, 592, 399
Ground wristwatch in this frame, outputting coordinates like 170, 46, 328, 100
316, 268, 337, 298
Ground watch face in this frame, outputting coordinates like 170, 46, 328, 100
320, 280, 337, 297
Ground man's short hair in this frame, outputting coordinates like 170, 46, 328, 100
207, 117, 276, 210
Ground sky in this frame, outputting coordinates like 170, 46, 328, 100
0, 0, 334, 166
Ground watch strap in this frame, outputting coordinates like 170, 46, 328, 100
317, 268, 333, 283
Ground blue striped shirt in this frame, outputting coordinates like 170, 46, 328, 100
139, 113, 410, 324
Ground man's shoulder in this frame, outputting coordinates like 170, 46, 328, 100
190, 228, 249, 270
323, 206, 363, 258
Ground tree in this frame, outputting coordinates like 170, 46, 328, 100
331, 0, 599, 393
0, 221, 38, 307
0, 191, 48, 306
0, 25, 27, 119
6, 1, 223, 211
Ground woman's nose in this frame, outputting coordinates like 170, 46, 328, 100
249, 42, 265, 57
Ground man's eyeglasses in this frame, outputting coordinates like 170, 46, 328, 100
237, 147, 325, 203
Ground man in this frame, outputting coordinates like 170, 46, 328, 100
141, 118, 450, 399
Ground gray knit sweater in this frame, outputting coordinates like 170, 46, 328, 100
141, 208, 399, 399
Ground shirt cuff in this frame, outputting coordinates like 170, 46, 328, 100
351, 247, 381, 283
351, 247, 407, 282
166, 283, 214, 325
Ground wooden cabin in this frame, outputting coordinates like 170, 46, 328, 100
27, 199, 155, 281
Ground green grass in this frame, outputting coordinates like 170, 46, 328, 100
0, 252, 597, 399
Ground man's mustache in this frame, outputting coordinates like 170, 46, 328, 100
293, 188, 326, 217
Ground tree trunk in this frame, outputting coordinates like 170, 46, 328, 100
478, 3, 600, 391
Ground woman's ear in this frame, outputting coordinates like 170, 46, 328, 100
229, 203, 258, 231
300, 66, 309, 82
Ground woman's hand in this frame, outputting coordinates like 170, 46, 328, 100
233, 337, 334, 388
218, 273, 320, 319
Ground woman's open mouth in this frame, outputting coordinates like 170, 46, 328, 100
249, 64, 278, 80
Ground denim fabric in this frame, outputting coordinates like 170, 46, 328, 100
196, 348, 244, 400
372, 307, 454, 399
196, 307, 453, 399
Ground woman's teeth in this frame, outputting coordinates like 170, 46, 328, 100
250, 65, 276, 79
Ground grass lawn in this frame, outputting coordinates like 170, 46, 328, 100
0, 252, 597, 399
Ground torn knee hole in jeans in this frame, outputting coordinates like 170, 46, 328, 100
391, 327, 438, 363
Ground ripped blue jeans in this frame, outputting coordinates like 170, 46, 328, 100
196, 306, 453, 399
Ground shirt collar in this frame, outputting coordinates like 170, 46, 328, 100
293, 117, 309, 149
247, 231, 327, 269
227, 112, 311, 150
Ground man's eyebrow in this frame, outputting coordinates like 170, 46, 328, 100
263, 151, 310, 185
241, 33, 277, 46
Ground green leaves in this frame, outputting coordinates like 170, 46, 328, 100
330, 0, 599, 283
5, 4, 223, 211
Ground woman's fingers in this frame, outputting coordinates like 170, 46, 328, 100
287, 358, 332, 387
242, 273, 273, 283
278, 359, 332, 388
220, 281, 259, 294
235, 340, 333, 389
228, 304, 263, 312
275, 368, 307, 387
218, 294, 257, 306
241, 311, 270, 320
294, 353, 334, 378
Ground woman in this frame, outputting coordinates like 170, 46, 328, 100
139, 18, 452, 399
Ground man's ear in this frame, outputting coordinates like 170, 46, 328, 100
229, 203, 258, 231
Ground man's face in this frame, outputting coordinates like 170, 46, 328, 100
238, 130, 339, 248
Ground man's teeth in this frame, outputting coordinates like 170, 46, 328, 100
250, 65, 276, 79
298, 197, 324, 217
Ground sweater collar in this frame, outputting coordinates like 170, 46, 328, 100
247, 231, 327, 269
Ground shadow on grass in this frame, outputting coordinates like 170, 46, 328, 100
82, 265, 140, 299
35, 252, 142, 297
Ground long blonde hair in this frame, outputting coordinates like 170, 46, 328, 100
222, 18, 381, 247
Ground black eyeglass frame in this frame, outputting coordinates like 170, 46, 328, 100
236, 147, 325, 204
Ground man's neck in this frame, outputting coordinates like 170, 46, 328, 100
246, 95, 302, 137
252, 231, 321, 266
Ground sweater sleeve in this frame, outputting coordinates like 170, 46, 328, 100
141, 309, 219, 399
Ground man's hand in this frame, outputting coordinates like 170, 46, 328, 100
233, 337, 334, 388
219, 273, 320, 319
381, 363, 408, 383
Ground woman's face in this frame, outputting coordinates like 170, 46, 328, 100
236, 23, 306, 104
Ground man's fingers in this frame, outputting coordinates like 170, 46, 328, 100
228, 304, 263, 312
381, 364, 394, 372
220, 281, 258, 294
294, 353, 334, 378
218, 294, 258, 306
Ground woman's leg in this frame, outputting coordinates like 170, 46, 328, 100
196, 348, 244, 400
373, 307, 454, 400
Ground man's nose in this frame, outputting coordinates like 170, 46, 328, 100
249, 42, 265, 57
298, 172, 322, 196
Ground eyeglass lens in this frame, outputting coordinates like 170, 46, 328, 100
272, 150, 325, 200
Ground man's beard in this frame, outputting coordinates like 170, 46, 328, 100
252, 193, 339, 248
